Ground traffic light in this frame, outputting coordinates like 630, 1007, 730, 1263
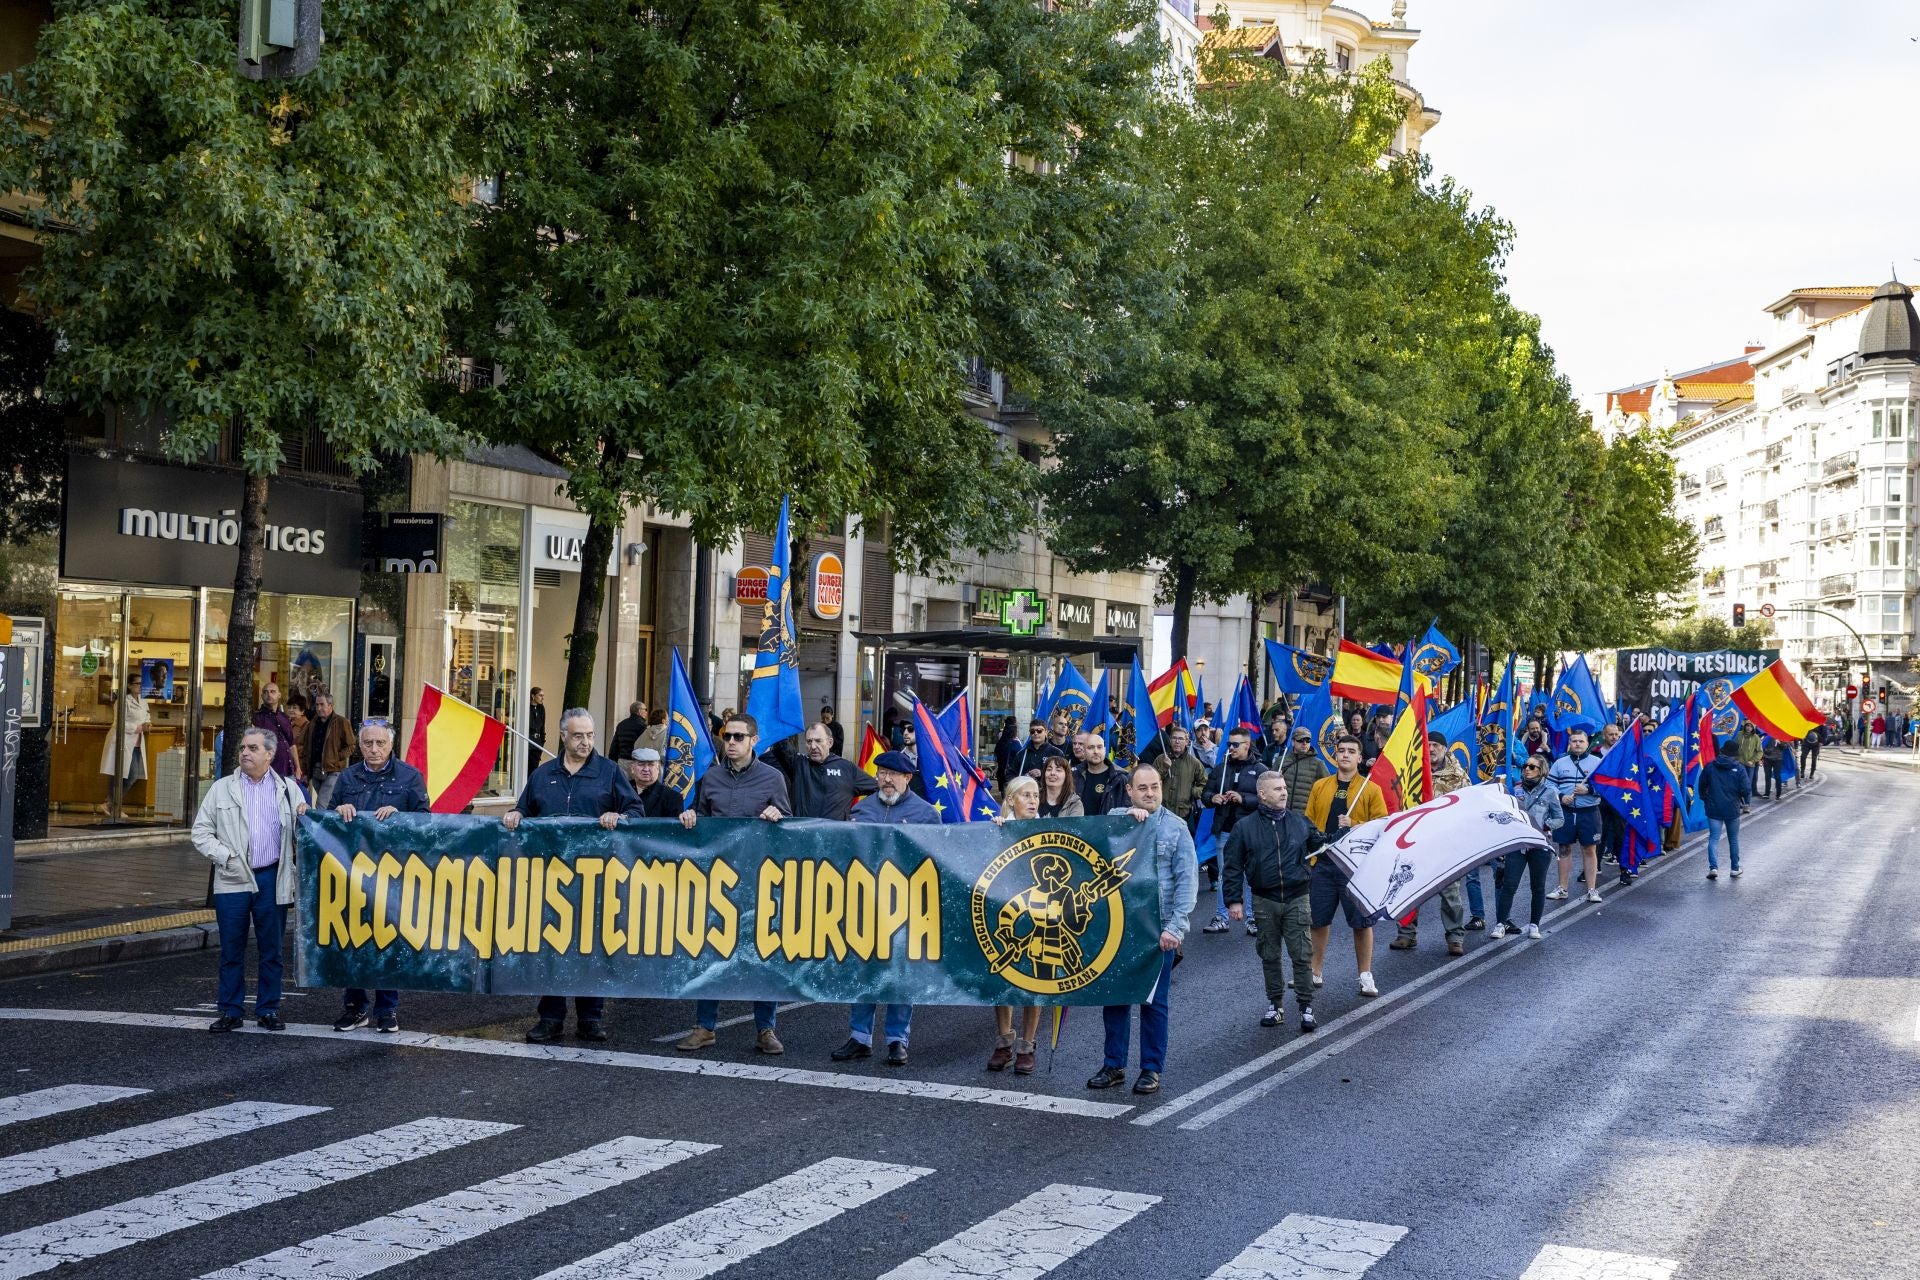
1731, 602, 1746, 628
238, 0, 321, 80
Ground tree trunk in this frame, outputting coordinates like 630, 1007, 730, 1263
1170, 560, 1197, 662
220, 469, 270, 775
561, 512, 619, 714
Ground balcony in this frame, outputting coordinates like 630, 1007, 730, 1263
1705, 465, 1727, 487
1702, 515, 1724, 539
1765, 441, 1785, 464
1763, 500, 1780, 521
1823, 450, 1858, 481
1820, 573, 1856, 600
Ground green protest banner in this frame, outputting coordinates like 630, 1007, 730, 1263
297, 812, 1171, 1006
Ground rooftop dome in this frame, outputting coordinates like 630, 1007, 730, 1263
1859, 278, 1920, 362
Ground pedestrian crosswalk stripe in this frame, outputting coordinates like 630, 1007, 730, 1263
0, 1115, 518, 1280
1205, 1213, 1408, 1278
0, 1101, 327, 1198
0, 1085, 148, 1129
1517, 1244, 1679, 1279
534, 1156, 933, 1280
877, 1183, 1160, 1279
199, 1135, 717, 1280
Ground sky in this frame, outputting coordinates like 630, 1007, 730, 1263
1410, 0, 1920, 398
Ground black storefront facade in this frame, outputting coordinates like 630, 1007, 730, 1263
20, 451, 366, 838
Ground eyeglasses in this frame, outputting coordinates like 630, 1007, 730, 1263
1522, 764, 1542, 772
721, 731, 750, 742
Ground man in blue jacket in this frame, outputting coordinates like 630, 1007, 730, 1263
329, 718, 430, 1033
1699, 744, 1752, 880
504, 708, 642, 1044
833, 751, 939, 1066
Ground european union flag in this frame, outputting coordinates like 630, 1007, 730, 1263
664, 646, 715, 805
1110, 657, 1158, 770
1041, 659, 1094, 734
1085, 668, 1113, 742
1428, 700, 1477, 781
1295, 676, 1342, 769
744, 496, 805, 745
912, 696, 998, 823
1592, 719, 1663, 847
1551, 654, 1607, 733
1223, 674, 1264, 742
1264, 639, 1332, 696
935, 691, 973, 762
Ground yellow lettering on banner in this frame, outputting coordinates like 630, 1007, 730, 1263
348, 852, 376, 948
876, 863, 909, 961
781, 859, 815, 962
909, 859, 940, 960
494, 859, 531, 956
675, 861, 708, 957
627, 859, 676, 956
756, 860, 782, 959
542, 861, 575, 952
576, 858, 605, 956
398, 856, 431, 951
526, 859, 545, 954
601, 859, 627, 956
844, 861, 875, 961
318, 854, 349, 947
812, 862, 846, 961
463, 861, 496, 960
708, 859, 739, 957
372, 853, 402, 949
429, 857, 464, 949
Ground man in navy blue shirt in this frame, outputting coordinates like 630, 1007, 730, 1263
504, 707, 642, 1044
329, 718, 430, 1034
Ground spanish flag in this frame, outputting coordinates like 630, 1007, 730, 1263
856, 723, 886, 776
1366, 684, 1431, 812
1147, 659, 1197, 729
1331, 639, 1402, 706
404, 685, 508, 813
1731, 660, 1826, 743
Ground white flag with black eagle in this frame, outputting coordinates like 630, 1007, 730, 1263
1323, 783, 1555, 923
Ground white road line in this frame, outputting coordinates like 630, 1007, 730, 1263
0, 1116, 517, 1280
1518, 1244, 1678, 1279
1206, 1213, 1408, 1278
1141, 792, 1805, 1129
535, 1156, 931, 1280
1912, 1003, 1919, 1044
200, 1135, 715, 1280
0, 1085, 147, 1129
650, 1001, 814, 1043
0, 1101, 327, 1197
0, 1010, 1133, 1121
879, 1183, 1160, 1279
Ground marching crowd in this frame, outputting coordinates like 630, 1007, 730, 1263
189, 683, 1812, 1099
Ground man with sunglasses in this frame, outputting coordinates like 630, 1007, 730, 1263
675, 712, 791, 1054
328, 718, 429, 1033
505, 707, 643, 1044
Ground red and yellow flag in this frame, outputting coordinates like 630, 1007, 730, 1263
1147, 659, 1195, 729
1331, 639, 1401, 706
1366, 685, 1431, 813
404, 685, 507, 813
1732, 660, 1826, 742
856, 723, 886, 776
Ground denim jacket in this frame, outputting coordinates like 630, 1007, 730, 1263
1137, 806, 1199, 943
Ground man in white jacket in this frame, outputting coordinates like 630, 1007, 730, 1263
191, 727, 309, 1033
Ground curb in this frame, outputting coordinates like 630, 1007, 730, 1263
0, 922, 218, 981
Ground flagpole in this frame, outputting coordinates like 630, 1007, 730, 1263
423, 681, 555, 759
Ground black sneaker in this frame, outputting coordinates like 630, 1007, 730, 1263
886, 1041, 909, 1067
208, 1014, 244, 1034
1260, 1004, 1281, 1027
332, 1008, 369, 1033
1618, 871, 1634, 887
525, 1018, 565, 1044
1203, 917, 1230, 934
1132, 1071, 1161, 1095
575, 1021, 609, 1042
831, 1037, 872, 1062
375, 1011, 400, 1034
1465, 917, 1485, 932
256, 1013, 285, 1032
1299, 1005, 1316, 1032
1086, 1065, 1127, 1090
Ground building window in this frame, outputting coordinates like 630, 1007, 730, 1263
1873, 408, 1883, 439
1892, 406, 1906, 439
445, 498, 524, 800
1334, 44, 1353, 71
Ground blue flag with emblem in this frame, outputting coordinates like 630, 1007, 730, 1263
1263, 639, 1333, 697
1428, 700, 1477, 782
911, 696, 998, 823
744, 496, 806, 745
1110, 656, 1158, 770
663, 646, 716, 805
1481, 653, 1519, 784
1679, 689, 1712, 832
1295, 675, 1342, 769
1411, 621, 1461, 681
1592, 719, 1663, 847
1084, 668, 1112, 742
1550, 654, 1607, 733
1041, 659, 1094, 734
1649, 700, 1700, 832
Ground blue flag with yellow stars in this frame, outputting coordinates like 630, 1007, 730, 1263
911, 696, 998, 823
1593, 719, 1663, 847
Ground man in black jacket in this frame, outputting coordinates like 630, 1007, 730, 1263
785, 722, 877, 820
1008, 719, 1062, 782
328, 718, 430, 1034
609, 700, 648, 762
1201, 730, 1265, 933
1074, 733, 1127, 814
1223, 771, 1327, 1032
504, 707, 643, 1044
626, 747, 685, 817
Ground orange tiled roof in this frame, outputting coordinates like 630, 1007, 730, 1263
1676, 381, 1754, 401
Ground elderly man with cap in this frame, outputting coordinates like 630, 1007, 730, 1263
829, 749, 939, 1066
625, 746, 686, 818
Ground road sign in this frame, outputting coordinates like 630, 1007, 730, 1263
1758, 602, 1776, 619
1846, 684, 1858, 699
1862, 698, 1876, 714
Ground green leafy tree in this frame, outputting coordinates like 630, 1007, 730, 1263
451, 0, 1164, 709
0, 308, 63, 544
1649, 609, 1775, 653
0, 0, 521, 766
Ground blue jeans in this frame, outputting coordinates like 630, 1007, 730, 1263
696, 999, 778, 1032
343, 988, 399, 1016
1213, 858, 1251, 922
537, 995, 605, 1023
848, 1003, 913, 1047
1461, 865, 1486, 919
1102, 950, 1173, 1074
214, 864, 283, 1018
1706, 816, 1741, 871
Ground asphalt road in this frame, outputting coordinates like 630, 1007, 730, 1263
1, 751, 1914, 1280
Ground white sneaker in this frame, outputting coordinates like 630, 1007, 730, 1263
1524, 923, 1542, 940
1488, 922, 1508, 939
1546, 888, 1569, 901
1312, 972, 1325, 988
1584, 890, 1602, 904
1730, 868, 1743, 879
1358, 972, 1379, 998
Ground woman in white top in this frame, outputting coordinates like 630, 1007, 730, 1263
99, 687, 150, 810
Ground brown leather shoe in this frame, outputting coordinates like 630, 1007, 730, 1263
1014, 1050, 1036, 1075
1447, 939, 1465, 957
1389, 934, 1416, 950
986, 1044, 1013, 1071
756, 1028, 785, 1055
674, 1027, 715, 1052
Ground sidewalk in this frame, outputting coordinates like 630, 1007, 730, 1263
1, 838, 218, 979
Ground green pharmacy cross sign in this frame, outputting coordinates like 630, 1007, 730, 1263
998, 590, 1046, 637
